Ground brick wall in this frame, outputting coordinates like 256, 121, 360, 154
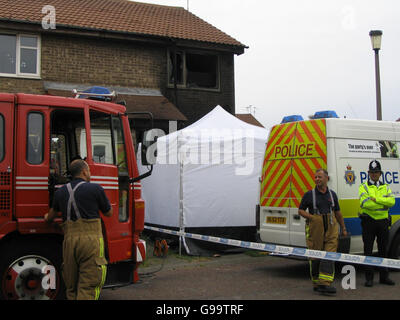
0, 32, 236, 125
0, 33, 165, 93
41, 34, 165, 89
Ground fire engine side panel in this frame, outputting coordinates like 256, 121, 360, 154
0, 97, 15, 237
6, 93, 144, 266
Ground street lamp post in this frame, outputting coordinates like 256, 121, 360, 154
369, 30, 383, 120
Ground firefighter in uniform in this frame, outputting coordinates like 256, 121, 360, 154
45, 159, 113, 300
299, 168, 347, 295
359, 160, 395, 287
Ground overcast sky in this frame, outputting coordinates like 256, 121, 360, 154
136, 0, 400, 129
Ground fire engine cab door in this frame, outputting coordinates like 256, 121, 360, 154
15, 105, 50, 220
85, 110, 133, 263
0, 96, 14, 222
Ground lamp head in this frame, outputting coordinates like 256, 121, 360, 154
369, 30, 383, 51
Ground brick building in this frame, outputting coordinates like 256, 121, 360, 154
0, 0, 246, 142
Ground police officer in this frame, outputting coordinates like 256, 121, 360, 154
359, 160, 395, 287
45, 159, 113, 299
299, 168, 347, 295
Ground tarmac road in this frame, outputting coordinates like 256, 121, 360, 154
100, 249, 400, 301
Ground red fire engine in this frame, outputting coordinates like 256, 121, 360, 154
0, 89, 151, 300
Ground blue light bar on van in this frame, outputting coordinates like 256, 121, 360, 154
313, 110, 339, 119
281, 115, 304, 123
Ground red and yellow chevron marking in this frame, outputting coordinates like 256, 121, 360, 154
260, 119, 327, 208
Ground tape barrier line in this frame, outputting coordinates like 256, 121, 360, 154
144, 225, 400, 270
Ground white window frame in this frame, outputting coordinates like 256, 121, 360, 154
0, 33, 41, 79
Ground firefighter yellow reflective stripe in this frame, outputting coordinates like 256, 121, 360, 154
261, 119, 327, 208
95, 237, 107, 300
305, 224, 310, 239
95, 265, 107, 300
99, 237, 104, 258
319, 273, 334, 282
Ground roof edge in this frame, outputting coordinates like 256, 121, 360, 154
0, 17, 247, 52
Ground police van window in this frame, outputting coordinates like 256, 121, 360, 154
89, 111, 113, 165
27, 112, 44, 165
0, 115, 4, 162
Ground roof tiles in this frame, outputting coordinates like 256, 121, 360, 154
0, 0, 245, 48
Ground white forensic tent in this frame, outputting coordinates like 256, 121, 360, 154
138, 106, 269, 254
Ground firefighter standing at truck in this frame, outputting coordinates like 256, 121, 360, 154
359, 160, 396, 287
298, 168, 348, 295
45, 159, 113, 300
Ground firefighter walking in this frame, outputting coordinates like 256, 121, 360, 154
359, 160, 395, 287
45, 159, 113, 300
298, 168, 347, 295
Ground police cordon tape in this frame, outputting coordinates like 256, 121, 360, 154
144, 225, 400, 270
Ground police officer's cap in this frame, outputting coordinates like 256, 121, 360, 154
368, 160, 382, 173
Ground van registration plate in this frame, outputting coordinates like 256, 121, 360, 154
266, 216, 286, 224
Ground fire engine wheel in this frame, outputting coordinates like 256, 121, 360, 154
0, 239, 64, 300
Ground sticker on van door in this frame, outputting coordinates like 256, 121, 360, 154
347, 140, 399, 158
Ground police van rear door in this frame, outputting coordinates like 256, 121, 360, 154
259, 119, 327, 246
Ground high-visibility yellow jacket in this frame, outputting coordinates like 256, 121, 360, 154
359, 182, 395, 220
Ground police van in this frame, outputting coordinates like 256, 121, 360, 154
256, 111, 400, 259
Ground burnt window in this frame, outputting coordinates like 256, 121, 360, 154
186, 53, 218, 88
168, 51, 184, 85
168, 50, 219, 90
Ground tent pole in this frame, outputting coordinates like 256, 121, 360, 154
179, 157, 184, 256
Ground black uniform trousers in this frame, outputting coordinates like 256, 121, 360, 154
361, 215, 390, 281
